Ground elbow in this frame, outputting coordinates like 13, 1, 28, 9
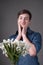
29, 51, 36, 56
29, 47, 37, 56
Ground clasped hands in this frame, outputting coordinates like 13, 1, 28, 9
18, 23, 27, 40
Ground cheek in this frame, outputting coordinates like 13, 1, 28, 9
26, 22, 29, 25
26, 22, 30, 26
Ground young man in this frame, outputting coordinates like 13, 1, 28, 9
9, 9, 42, 65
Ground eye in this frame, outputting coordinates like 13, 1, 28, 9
19, 17, 22, 19
25, 17, 29, 20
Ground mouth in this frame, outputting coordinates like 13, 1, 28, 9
22, 22, 26, 25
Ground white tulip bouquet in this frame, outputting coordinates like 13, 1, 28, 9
0, 39, 28, 65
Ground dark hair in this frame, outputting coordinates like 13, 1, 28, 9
17, 9, 32, 20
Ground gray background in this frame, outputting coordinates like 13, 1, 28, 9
0, 0, 43, 65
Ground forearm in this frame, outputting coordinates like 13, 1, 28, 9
15, 35, 21, 41
23, 35, 36, 56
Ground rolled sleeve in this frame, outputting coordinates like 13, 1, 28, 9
32, 32, 42, 54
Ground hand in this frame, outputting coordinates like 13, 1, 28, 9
18, 22, 22, 38
22, 26, 27, 38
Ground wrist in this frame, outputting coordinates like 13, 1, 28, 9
16, 34, 21, 40
18, 34, 21, 38
23, 34, 26, 39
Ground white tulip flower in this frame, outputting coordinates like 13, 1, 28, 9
7, 39, 11, 43
3, 39, 7, 43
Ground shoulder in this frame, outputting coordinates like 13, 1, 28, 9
29, 28, 42, 41
9, 31, 18, 40
27, 27, 42, 40
32, 31, 42, 39
27, 27, 41, 37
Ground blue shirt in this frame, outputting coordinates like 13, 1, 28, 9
9, 27, 42, 65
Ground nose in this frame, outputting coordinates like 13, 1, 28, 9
22, 18, 25, 23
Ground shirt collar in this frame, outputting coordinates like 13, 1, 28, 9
27, 27, 33, 34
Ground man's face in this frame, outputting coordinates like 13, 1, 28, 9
17, 14, 31, 28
